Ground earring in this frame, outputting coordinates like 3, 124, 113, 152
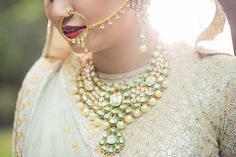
130, 0, 150, 53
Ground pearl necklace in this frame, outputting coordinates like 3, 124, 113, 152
73, 43, 169, 155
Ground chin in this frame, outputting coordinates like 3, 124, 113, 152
68, 33, 113, 54
69, 44, 84, 54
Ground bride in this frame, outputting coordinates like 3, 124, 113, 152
13, 0, 236, 156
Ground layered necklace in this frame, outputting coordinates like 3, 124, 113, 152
71, 42, 169, 155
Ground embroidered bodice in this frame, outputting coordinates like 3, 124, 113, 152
13, 43, 236, 157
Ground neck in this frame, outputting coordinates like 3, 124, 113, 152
92, 24, 157, 74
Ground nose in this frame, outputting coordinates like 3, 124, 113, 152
51, 0, 74, 20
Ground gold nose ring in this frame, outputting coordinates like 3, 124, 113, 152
66, 9, 74, 16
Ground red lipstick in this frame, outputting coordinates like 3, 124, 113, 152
62, 25, 87, 39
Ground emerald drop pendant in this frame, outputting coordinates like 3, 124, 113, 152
99, 127, 125, 154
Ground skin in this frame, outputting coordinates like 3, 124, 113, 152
219, 0, 236, 54
44, 0, 157, 74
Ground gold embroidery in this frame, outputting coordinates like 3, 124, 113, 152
32, 76, 43, 83
16, 129, 24, 140
20, 99, 32, 110
24, 87, 36, 96
13, 57, 63, 157
196, 0, 225, 42
72, 141, 79, 149
15, 147, 23, 157
17, 114, 28, 126
64, 125, 71, 133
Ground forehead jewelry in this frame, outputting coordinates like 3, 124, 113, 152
59, 0, 129, 53
130, 0, 150, 53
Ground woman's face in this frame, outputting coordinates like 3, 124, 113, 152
44, 0, 134, 53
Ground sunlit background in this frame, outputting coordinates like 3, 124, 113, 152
149, 0, 215, 44
0, 0, 227, 156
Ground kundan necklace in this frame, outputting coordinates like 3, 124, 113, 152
71, 42, 169, 155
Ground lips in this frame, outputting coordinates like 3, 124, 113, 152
62, 25, 87, 39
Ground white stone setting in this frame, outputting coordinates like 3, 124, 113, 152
107, 135, 117, 144
110, 92, 123, 107
145, 75, 157, 86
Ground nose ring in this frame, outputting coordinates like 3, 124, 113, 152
66, 9, 74, 16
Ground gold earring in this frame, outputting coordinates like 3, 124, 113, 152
130, 0, 150, 53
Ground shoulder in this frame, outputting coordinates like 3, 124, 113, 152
169, 41, 236, 65
199, 53, 236, 84
213, 55, 236, 156
201, 53, 236, 70
201, 53, 236, 156
16, 57, 63, 108
13, 57, 63, 154
21, 57, 63, 87
170, 42, 236, 80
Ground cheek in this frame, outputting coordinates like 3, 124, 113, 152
44, 2, 59, 29
77, 0, 123, 24
46, 0, 132, 53
44, 1, 51, 19
85, 11, 133, 52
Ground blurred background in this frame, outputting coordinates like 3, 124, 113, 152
0, 0, 235, 157
0, 0, 47, 156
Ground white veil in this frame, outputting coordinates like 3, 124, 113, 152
195, 0, 234, 56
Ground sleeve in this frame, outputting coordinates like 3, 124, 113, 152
219, 71, 236, 157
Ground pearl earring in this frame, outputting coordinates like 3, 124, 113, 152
130, 0, 150, 53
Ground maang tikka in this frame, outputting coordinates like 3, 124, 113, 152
130, 0, 151, 53
59, 0, 129, 53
